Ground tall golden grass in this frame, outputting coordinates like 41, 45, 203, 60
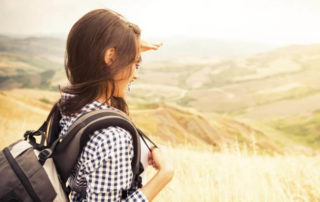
1, 89, 319, 202
149, 144, 320, 202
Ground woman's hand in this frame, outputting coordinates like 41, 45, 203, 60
141, 146, 174, 201
148, 146, 174, 176
140, 40, 163, 52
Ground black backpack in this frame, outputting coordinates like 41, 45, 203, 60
0, 103, 156, 202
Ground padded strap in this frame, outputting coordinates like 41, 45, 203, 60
52, 109, 141, 186
10, 141, 32, 158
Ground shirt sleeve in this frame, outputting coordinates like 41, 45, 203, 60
82, 126, 148, 202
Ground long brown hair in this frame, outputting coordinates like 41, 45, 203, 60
58, 9, 141, 115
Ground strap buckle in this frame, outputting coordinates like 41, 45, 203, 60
38, 148, 52, 165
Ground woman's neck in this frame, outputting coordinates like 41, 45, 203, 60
96, 95, 112, 106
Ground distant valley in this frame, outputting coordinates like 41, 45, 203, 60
1, 34, 320, 154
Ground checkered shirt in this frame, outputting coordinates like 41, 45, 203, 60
58, 93, 148, 202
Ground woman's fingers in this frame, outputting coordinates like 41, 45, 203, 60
152, 162, 158, 169
140, 40, 163, 52
148, 158, 153, 165
148, 146, 156, 165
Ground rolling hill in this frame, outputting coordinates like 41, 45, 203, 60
1, 89, 319, 202
0, 88, 313, 155
1, 20, 320, 201
0, 35, 65, 89
1, 34, 320, 154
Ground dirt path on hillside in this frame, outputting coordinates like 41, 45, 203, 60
236, 93, 320, 120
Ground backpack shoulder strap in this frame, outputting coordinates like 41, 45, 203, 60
24, 103, 60, 149
46, 103, 62, 146
49, 109, 141, 186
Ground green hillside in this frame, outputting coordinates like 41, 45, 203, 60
0, 88, 312, 155
1, 35, 320, 154
0, 35, 64, 89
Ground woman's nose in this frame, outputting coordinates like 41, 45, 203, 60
133, 70, 139, 80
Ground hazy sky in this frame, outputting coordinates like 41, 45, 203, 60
1, 0, 320, 45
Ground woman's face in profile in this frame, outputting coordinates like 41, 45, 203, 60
113, 53, 141, 98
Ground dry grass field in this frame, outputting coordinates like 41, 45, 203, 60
1, 89, 319, 202
149, 145, 320, 202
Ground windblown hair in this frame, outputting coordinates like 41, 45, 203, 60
58, 9, 141, 115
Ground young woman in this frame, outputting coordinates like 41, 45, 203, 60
57, 9, 174, 201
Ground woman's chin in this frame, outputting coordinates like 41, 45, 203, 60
113, 92, 126, 98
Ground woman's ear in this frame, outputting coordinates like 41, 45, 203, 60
104, 48, 115, 66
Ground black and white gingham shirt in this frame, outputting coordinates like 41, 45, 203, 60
59, 93, 148, 202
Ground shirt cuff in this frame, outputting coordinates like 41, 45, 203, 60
126, 188, 149, 202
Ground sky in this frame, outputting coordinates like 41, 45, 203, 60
1, 0, 320, 45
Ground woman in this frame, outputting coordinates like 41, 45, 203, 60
58, 8, 174, 201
